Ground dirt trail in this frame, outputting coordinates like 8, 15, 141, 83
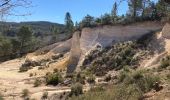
0, 57, 90, 100
0, 58, 66, 100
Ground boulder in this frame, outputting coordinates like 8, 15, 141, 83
162, 23, 170, 39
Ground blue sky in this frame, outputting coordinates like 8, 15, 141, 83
8, 0, 157, 24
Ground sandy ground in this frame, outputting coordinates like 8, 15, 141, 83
0, 58, 72, 100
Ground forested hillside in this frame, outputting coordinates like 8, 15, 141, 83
0, 21, 70, 62
0, 21, 64, 37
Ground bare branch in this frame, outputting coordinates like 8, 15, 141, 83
0, 0, 11, 7
0, 0, 32, 20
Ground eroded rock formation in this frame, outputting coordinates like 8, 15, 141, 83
24, 22, 163, 73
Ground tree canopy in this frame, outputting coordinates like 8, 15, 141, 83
65, 12, 74, 33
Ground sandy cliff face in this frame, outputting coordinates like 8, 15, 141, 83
67, 22, 161, 72
25, 22, 163, 73
67, 31, 81, 73
80, 22, 162, 55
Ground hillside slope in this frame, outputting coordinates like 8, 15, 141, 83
24, 21, 163, 73
71, 21, 163, 72
1, 21, 170, 100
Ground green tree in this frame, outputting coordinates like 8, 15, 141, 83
46, 72, 63, 86
70, 83, 83, 96
0, 35, 12, 57
156, 0, 166, 15
16, 26, 32, 54
65, 12, 74, 33
141, 0, 151, 18
101, 13, 112, 25
128, 0, 142, 19
95, 18, 102, 25
81, 14, 95, 28
150, 2, 160, 20
156, 0, 169, 19
50, 25, 60, 43
111, 2, 118, 23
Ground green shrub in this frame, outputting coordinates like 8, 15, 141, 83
38, 66, 44, 70
87, 75, 95, 84
46, 72, 63, 86
70, 84, 143, 100
159, 56, 170, 69
65, 73, 74, 78
110, 84, 143, 100
167, 74, 170, 79
21, 89, 29, 98
53, 68, 58, 73
123, 65, 130, 72
19, 66, 30, 72
0, 93, 3, 100
34, 79, 42, 87
29, 73, 33, 77
104, 74, 111, 82
90, 86, 105, 92
143, 74, 160, 92
41, 91, 48, 99
70, 70, 160, 100
85, 41, 139, 76
70, 83, 83, 96
76, 73, 85, 84
119, 70, 160, 93
46, 72, 51, 76
0, 35, 12, 57
118, 71, 130, 82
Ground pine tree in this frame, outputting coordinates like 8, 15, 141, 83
81, 14, 95, 28
17, 26, 32, 54
101, 13, 112, 25
150, 2, 160, 20
156, 0, 166, 16
111, 2, 118, 23
141, 0, 151, 18
156, 0, 169, 19
50, 25, 60, 43
65, 12, 74, 33
128, 0, 142, 20
0, 35, 12, 56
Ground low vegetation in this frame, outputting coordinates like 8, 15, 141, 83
104, 74, 112, 82
75, 73, 86, 85
21, 89, 30, 99
159, 55, 170, 69
87, 75, 95, 84
41, 91, 48, 100
81, 31, 155, 76
82, 41, 146, 76
0, 93, 3, 100
70, 83, 83, 97
34, 79, 42, 87
70, 69, 160, 100
45, 72, 63, 86
19, 66, 31, 72
76, 0, 169, 30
